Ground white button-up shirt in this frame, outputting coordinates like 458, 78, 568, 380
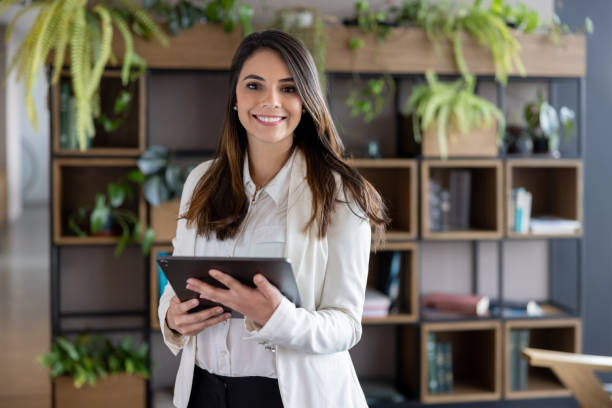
193, 150, 295, 379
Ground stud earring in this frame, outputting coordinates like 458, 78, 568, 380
302, 108, 306, 114
233, 106, 237, 111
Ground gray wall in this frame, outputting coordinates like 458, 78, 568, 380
556, 1, 612, 365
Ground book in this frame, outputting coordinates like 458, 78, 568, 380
509, 330, 520, 391
518, 329, 530, 390
530, 216, 581, 234
156, 251, 171, 299
489, 299, 543, 318
514, 188, 532, 233
67, 96, 77, 149
363, 288, 391, 318
422, 293, 490, 316
435, 341, 446, 393
442, 342, 453, 393
385, 251, 401, 313
427, 333, 438, 394
59, 82, 70, 148
449, 170, 471, 230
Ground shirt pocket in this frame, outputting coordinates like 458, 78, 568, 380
248, 226, 286, 258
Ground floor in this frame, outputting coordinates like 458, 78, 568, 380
0, 205, 51, 408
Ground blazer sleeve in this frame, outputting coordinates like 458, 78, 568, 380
158, 160, 212, 355
245, 193, 371, 354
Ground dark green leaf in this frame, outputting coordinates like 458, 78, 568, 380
126, 169, 146, 184
141, 228, 155, 255
113, 90, 132, 115
57, 338, 80, 361
108, 183, 125, 208
144, 175, 170, 206
90, 194, 110, 234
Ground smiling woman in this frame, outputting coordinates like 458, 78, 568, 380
157, 29, 389, 408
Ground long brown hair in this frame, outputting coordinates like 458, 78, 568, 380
182, 30, 388, 243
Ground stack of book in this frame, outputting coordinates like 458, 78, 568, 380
422, 293, 490, 317
509, 329, 531, 391
530, 216, 581, 235
363, 288, 391, 318
427, 333, 453, 394
59, 82, 93, 150
429, 170, 472, 231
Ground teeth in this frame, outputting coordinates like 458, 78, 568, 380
256, 116, 284, 123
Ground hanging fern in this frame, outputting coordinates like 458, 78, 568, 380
1, 0, 168, 150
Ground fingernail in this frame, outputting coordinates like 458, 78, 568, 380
216, 307, 223, 313
192, 300, 199, 306
209, 269, 217, 276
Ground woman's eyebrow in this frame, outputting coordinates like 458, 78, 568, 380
242, 74, 294, 83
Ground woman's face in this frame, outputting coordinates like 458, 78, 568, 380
235, 48, 303, 150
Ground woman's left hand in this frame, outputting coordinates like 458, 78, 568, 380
186, 270, 283, 327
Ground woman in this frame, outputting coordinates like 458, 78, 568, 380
158, 29, 388, 408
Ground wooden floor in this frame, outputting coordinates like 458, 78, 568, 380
0, 205, 51, 407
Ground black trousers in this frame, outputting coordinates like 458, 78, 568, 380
187, 365, 284, 408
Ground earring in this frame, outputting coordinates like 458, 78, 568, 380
233, 106, 237, 111
302, 108, 306, 114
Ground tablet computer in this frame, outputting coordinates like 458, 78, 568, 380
156, 256, 301, 318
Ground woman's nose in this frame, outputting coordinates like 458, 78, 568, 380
261, 87, 281, 109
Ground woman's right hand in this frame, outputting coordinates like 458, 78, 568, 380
166, 296, 231, 336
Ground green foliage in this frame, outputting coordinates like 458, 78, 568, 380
67, 170, 154, 257
136, 146, 192, 207
271, 8, 327, 91
144, 0, 253, 37
346, 75, 395, 123
488, 0, 539, 33
548, 14, 593, 45
524, 92, 575, 144
1, 0, 168, 151
404, 71, 504, 159
38, 335, 151, 389
348, 0, 391, 51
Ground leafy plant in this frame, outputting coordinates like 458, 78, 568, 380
38, 335, 151, 389
144, 0, 253, 36
488, 0, 539, 33
95, 77, 141, 133
271, 7, 327, 91
524, 92, 575, 152
404, 71, 504, 158
346, 74, 395, 123
548, 13, 593, 45
68, 170, 154, 257
347, 0, 391, 51
136, 146, 192, 206
1, 0, 168, 151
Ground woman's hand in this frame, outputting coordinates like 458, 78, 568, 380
166, 296, 231, 336
186, 270, 283, 328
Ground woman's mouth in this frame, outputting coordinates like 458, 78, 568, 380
253, 114, 286, 126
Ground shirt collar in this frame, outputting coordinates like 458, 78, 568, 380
243, 148, 296, 206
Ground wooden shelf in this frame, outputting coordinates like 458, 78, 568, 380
349, 159, 417, 240
52, 158, 146, 245
123, 25, 585, 77
363, 242, 418, 324
505, 159, 583, 238
52, 71, 145, 156
401, 321, 502, 404
421, 160, 503, 240
150, 245, 174, 331
503, 318, 581, 399
150, 198, 180, 244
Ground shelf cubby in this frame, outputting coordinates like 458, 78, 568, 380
406, 321, 502, 404
362, 242, 418, 325
421, 160, 503, 240
52, 70, 145, 156
350, 159, 417, 241
503, 318, 581, 399
52, 158, 146, 244
505, 160, 583, 238
150, 245, 174, 330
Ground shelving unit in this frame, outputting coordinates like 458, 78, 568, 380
421, 160, 503, 240
363, 242, 418, 325
503, 319, 581, 399
505, 159, 583, 238
51, 71, 146, 156
350, 159, 418, 241
48, 22, 587, 408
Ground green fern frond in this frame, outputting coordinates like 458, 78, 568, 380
5, 2, 39, 44
86, 5, 112, 99
51, 0, 78, 84
70, 0, 89, 150
113, 0, 168, 46
110, 10, 133, 86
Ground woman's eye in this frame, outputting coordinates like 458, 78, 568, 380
282, 86, 297, 93
246, 82, 260, 90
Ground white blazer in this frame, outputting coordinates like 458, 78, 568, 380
158, 149, 371, 408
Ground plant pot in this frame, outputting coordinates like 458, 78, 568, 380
54, 373, 145, 408
150, 198, 180, 243
532, 138, 549, 154
421, 121, 498, 158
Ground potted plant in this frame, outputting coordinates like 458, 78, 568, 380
344, 0, 392, 51
67, 170, 154, 257
345, 74, 395, 124
136, 146, 192, 243
404, 71, 504, 159
524, 93, 576, 157
39, 335, 150, 408
1, 0, 168, 151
